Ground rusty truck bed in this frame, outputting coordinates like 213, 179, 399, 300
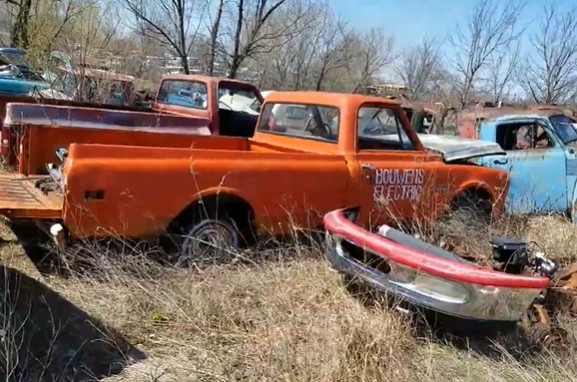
0, 174, 62, 219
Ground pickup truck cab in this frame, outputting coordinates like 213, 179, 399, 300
474, 111, 577, 220
0, 92, 508, 262
151, 74, 262, 136
0, 74, 263, 167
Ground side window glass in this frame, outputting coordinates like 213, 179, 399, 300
496, 123, 553, 151
256, 102, 339, 143
357, 105, 416, 151
532, 125, 553, 148
157, 80, 208, 110
217, 85, 261, 113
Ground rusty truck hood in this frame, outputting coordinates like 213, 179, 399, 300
416, 134, 505, 162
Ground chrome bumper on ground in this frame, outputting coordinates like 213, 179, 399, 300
325, 232, 542, 322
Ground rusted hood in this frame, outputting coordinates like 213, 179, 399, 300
417, 134, 505, 162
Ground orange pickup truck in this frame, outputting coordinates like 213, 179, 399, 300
0, 91, 509, 262
0, 74, 263, 166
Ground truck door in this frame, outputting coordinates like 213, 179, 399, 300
355, 104, 434, 228
483, 119, 567, 214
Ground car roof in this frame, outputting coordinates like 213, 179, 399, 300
265, 91, 402, 110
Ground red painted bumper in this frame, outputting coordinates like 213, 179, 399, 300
323, 207, 549, 322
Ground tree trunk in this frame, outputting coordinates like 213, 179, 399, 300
10, 0, 32, 49
209, 0, 224, 76
229, 0, 245, 78
180, 54, 190, 74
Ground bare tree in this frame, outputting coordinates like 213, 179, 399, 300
121, 0, 209, 74
523, 4, 577, 104
1, 0, 101, 65
344, 27, 397, 93
395, 37, 441, 100
4, 0, 32, 48
450, 0, 526, 107
255, 0, 340, 90
483, 38, 520, 105
309, 10, 348, 90
207, 0, 224, 75
257, 3, 395, 93
29, 0, 85, 54
57, 1, 120, 65
221, 0, 299, 79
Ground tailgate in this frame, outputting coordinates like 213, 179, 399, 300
0, 174, 62, 219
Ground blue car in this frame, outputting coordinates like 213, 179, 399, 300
474, 112, 577, 221
0, 47, 50, 96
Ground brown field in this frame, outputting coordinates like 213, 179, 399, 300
1, 209, 577, 381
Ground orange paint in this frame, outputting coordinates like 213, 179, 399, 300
0, 91, 509, 245
0, 74, 263, 167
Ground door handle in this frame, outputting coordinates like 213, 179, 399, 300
361, 163, 377, 181
493, 158, 508, 165
361, 163, 377, 171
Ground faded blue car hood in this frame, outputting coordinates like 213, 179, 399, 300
0, 77, 50, 96
417, 134, 505, 162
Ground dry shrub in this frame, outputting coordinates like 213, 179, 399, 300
56, 251, 415, 381
28, 219, 577, 381
3, 202, 577, 380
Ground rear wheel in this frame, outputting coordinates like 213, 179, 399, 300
176, 216, 241, 267
166, 201, 252, 268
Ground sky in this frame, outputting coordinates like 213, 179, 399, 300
332, 0, 473, 48
331, 0, 571, 48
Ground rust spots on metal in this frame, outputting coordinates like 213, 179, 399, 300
534, 303, 551, 325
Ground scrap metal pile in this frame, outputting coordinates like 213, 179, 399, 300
433, 233, 577, 347
524, 262, 577, 347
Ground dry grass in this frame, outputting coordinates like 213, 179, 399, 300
1, 212, 577, 381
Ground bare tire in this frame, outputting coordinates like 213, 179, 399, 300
175, 216, 241, 267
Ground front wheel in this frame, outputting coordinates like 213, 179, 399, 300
446, 191, 492, 224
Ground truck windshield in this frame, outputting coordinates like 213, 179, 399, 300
549, 115, 577, 144
157, 79, 208, 110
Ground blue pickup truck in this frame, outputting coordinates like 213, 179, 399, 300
473, 111, 577, 221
